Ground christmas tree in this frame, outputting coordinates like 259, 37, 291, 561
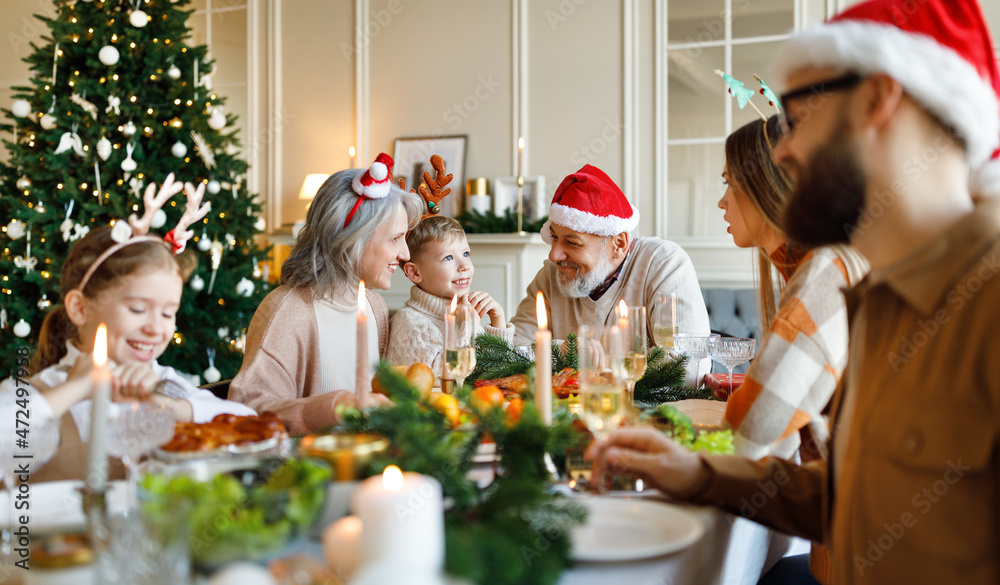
1, 0, 269, 382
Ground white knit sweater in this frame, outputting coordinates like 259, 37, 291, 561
387, 285, 515, 384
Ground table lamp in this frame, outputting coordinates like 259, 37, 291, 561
293, 173, 329, 238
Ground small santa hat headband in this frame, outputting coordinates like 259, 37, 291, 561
345, 152, 394, 228
540, 164, 639, 244
75, 173, 211, 292
767, 0, 1000, 196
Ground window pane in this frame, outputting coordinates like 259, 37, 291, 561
212, 8, 247, 87
187, 13, 207, 47
668, 46, 725, 139
668, 0, 726, 46
732, 0, 794, 39
190, 0, 207, 12
217, 86, 247, 152
730, 41, 785, 130
668, 144, 727, 238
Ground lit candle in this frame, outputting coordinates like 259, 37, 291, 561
442, 295, 457, 391
617, 299, 630, 333
323, 515, 362, 576
535, 292, 552, 425
517, 136, 524, 179
349, 145, 356, 169
86, 324, 111, 493
356, 281, 368, 410
351, 466, 444, 573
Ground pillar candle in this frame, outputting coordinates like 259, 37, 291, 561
323, 515, 362, 576
86, 324, 111, 493
517, 136, 524, 179
534, 292, 552, 425
356, 281, 368, 410
351, 466, 444, 573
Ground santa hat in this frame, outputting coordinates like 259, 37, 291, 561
541, 164, 639, 244
352, 152, 394, 199
768, 0, 1000, 196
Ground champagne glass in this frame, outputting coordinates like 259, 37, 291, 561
652, 293, 678, 350
617, 303, 648, 406
577, 325, 627, 442
673, 333, 720, 387
444, 305, 477, 390
106, 401, 175, 507
707, 337, 757, 398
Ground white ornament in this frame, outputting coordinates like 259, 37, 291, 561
151, 209, 167, 229
60, 219, 90, 242
236, 278, 255, 297
129, 10, 148, 28
208, 109, 226, 131
16, 176, 31, 190
96, 137, 112, 160
70, 94, 98, 120
202, 366, 221, 384
0, 309, 6, 329
171, 141, 187, 158
11, 100, 31, 118
110, 221, 133, 243
121, 142, 137, 172
197, 233, 212, 251
98, 45, 120, 66
225, 143, 238, 156
217, 327, 229, 339
13, 319, 31, 338
207, 180, 221, 194
37, 295, 52, 310
189, 274, 205, 291
234, 334, 247, 353
40, 114, 57, 130
54, 131, 85, 156
106, 95, 121, 116
254, 217, 266, 232
167, 65, 181, 80
5, 220, 25, 240
122, 121, 137, 137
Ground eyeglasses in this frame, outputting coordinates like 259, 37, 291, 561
778, 72, 864, 136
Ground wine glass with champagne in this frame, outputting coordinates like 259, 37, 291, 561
653, 293, 678, 350
616, 301, 648, 407
577, 324, 627, 443
444, 304, 478, 390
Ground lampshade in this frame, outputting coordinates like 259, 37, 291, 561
298, 174, 330, 200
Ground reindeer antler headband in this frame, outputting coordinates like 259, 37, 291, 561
75, 172, 212, 292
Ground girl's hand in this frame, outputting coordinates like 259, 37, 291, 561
467, 291, 506, 328
111, 363, 161, 401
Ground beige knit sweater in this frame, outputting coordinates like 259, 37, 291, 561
229, 285, 388, 435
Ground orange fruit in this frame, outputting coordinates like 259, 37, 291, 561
430, 392, 462, 426
504, 397, 525, 424
470, 385, 504, 412
406, 363, 435, 395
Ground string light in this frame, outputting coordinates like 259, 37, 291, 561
112, 74, 119, 80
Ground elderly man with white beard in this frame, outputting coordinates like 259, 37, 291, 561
511, 164, 711, 385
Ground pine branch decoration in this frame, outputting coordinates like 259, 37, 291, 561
468, 334, 533, 383
458, 208, 548, 234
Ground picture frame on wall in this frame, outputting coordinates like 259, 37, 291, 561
493, 176, 547, 222
392, 135, 468, 217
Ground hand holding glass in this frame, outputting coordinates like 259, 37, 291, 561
444, 305, 477, 390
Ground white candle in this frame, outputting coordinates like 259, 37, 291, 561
356, 281, 368, 410
671, 292, 677, 337
349, 146, 356, 169
323, 515, 362, 576
86, 323, 111, 493
535, 292, 552, 425
442, 295, 457, 388
351, 466, 444, 573
517, 136, 524, 179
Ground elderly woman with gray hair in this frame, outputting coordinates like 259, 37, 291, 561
230, 154, 423, 434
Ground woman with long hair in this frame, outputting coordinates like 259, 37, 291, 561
719, 116, 868, 461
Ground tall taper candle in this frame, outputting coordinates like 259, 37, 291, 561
86, 323, 111, 493
535, 292, 552, 425
442, 295, 457, 393
517, 136, 524, 179
349, 146, 356, 169
356, 281, 369, 409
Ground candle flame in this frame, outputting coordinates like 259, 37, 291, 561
449, 294, 458, 314
536, 291, 547, 329
94, 323, 108, 367
382, 465, 404, 491
617, 299, 628, 319
517, 136, 524, 149
348, 145, 356, 157
358, 280, 366, 315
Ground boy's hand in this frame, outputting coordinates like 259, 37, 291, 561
467, 291, 506, 328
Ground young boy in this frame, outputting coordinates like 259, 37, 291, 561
387, 216, 514, 382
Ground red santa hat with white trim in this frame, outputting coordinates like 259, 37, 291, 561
767, 0, 1000, 197
541, 164, 639, 244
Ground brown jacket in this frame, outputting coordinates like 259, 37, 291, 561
691, 198, 1000, 584
229, 285, 388, 435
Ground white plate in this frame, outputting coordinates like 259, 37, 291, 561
570, 497, 705, 561
1, 480, 128, 535
672, 399, 727, 431
472, 442, 497, 463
